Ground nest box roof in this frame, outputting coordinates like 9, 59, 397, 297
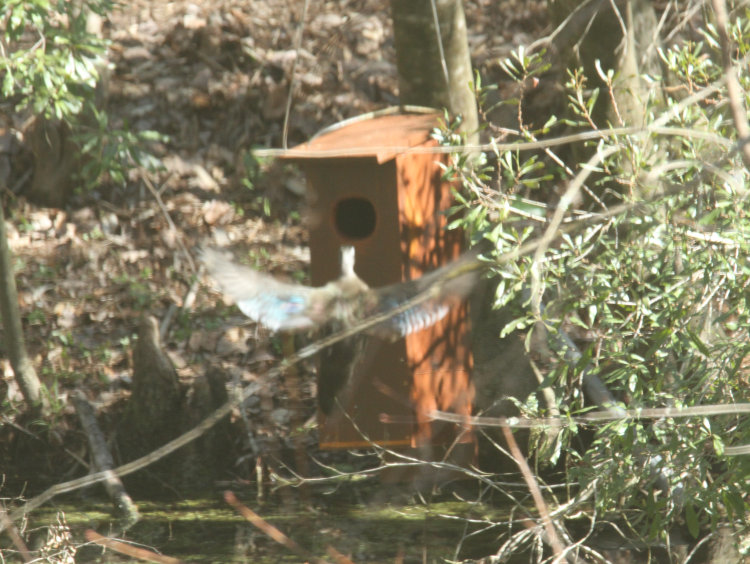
280, 109, 442, 164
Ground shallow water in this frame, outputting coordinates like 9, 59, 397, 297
12, 484, 521, 563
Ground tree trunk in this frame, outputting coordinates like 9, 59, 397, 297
390, 0, 478, 143
548, 0, 664, 200
72, 390, 139, 528
0, 180, 47, 413
118, 316, 233, 491
24, 117, 76, 208
120, 316, 183, 456
549, 0, 663, 128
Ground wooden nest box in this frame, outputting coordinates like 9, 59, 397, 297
282, 109, 474, 451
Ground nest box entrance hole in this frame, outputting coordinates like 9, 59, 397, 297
333, 197, 377, 241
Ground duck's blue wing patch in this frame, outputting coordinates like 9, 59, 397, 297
236, 293, 313, 331
368, 250, 483, 338
373, 295, 450, 337
201, 247, 316, 332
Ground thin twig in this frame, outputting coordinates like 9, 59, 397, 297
141, 174, 195, 272
85, 529, 184, 564
0, 507, 32, 562
500, 425, 569, 561
72, 390, 139, 526
529, 145, 619, 317
224, 491, 331, 564
431, 402, 750, 427
326, 546, 356, 564
159, 275, 200, 341
711, 0, 750, 167
429, 0, 450, 89
255, 123, 731, 158
282, 0, 311, 149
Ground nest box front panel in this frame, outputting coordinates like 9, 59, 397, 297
394, 149, 474, 446
298, 124, 474, 451
305, 159, 414, 448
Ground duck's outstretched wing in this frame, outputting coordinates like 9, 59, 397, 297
319, 249, 485, 414
369, 248, 484, 338
200, 247, 319, 331
202, 244, 486, 337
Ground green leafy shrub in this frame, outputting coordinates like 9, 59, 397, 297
449, 6, 750, 551
1, 0, 164, 193
1, 0, 108, 119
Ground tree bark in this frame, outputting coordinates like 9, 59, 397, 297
118, 316, 233, 490
25, 117, 76, 208
121, 316, 183, 453
390, 0, 478, 143
549, 0, 663, 128
0, 161, 47, 413
548, 0, 664, 200
72, 390, 139, 528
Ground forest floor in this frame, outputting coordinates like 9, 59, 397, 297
2, 0, 549, 492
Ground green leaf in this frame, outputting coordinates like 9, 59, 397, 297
723, 491, 746, 520
712, 435, 724, 456
685, 503, 700, 538
644, 328, 672, 359
500, 316, 530, 338
686, 329, 710, 357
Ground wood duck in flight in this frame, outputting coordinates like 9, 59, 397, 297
201, 245, 485, 412
201, 246, 484, 338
